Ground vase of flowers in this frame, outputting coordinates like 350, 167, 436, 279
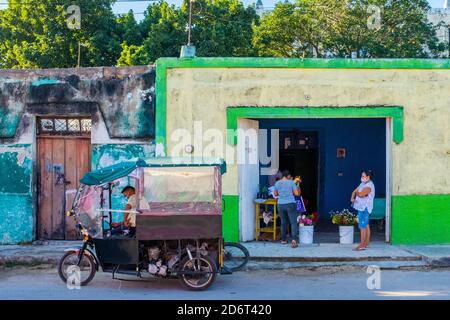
330, 209, 358, 244
298, 212, 319, 244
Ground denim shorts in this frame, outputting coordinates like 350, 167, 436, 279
358, 209, 370, 229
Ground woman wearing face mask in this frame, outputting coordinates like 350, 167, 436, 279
351, 170, 375, 251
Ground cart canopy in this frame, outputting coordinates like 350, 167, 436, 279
80, 157, 226, 185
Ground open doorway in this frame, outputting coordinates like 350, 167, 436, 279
241, 117, 388, 244
279, 131, 319, 213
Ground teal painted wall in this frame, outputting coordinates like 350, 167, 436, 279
92, 143, 155, 223
0, 144, 33, 244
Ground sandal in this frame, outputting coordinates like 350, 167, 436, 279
352, 246, 366, 251
291, 240, 298, 248
281, 240, 288, 244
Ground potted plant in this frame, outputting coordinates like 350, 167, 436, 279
297, 212, 319, 244
330, 209, 358, 244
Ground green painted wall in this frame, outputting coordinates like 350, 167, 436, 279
222, 195, 239, 242
0, 144, 33, 244
392, 194, 450, 244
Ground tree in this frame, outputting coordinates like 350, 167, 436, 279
0, 0, 121, 69
187, 0, 259, 57
116, 10, 143, 46
137, 1, 187, 64
253, 0, 445, 58
120, 0, 259, 65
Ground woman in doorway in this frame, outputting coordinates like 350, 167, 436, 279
351, 170, 375, 251
274, 170, 301, 248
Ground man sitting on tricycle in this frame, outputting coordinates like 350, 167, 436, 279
110, 185, 150, 237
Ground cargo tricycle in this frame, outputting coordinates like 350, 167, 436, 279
57, 157, 245, 291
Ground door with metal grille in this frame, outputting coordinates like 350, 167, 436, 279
37, 117, 92, 240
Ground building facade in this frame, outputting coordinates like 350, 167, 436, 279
0, 66, 155, 243
0, 58, 449, 245
155, 57, 450, 245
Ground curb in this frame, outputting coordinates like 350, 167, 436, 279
248, 255, 423, 262
0, 256, 60, 267
423, 257, 450, 267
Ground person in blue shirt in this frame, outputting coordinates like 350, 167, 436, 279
274, 170, 301, 248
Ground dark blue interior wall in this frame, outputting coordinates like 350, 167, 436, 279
258, 118, 386, 218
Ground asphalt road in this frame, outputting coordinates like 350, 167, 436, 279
1, 266, 450, 300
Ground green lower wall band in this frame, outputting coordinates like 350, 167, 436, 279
222, 195, 240, 242
391, 194, 450, 245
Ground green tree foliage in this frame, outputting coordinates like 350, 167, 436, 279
253, 0, 446, 58
116, 10, 143, 46
187, 0, 258, 57
0, 0, 121, 68
118, 0, 259, 65
0, 0, 446, 69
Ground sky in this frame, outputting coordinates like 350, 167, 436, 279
112, 0, 447, 21
0, 0, 446, 20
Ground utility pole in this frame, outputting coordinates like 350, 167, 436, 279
77, 41, 81, 68
180, 0, 196, 58
187, 0, 193, 46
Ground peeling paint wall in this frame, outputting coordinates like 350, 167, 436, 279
92, 144, 155, 223
0, 144, 33, 244
0, 66, 156, 141
0, 66, 156, 244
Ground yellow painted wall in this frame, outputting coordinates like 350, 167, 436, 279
165, 68, 450, 196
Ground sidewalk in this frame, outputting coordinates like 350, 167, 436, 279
244, 241, 428, 270
0, 241, 78, 266
1, 240, 450, 270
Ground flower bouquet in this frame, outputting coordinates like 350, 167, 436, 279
297, 212, 319, 244
329, 209, 357, 244
330, 208, 358, 226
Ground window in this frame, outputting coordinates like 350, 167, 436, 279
37, 117, 91, 136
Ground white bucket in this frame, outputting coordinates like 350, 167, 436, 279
339, 226, 354, 244
299, 225, 314, 244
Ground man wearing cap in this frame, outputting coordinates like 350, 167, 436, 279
111, 186, 150, 237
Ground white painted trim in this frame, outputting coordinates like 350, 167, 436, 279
237, 119, 260, 242
385, 118, 393, 243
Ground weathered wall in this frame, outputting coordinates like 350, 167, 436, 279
92, 144, 155, 223
166, 67, 449, 196
0, 144, 33, 244
0, 66, 156, 244
0, 66, 155, 140
163, 64, 450, 243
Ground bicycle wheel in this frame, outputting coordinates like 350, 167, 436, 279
223, 242, 250, 272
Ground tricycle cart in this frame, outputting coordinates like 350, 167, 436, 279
57, 157, 233, 291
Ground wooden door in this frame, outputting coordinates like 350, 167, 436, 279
37, 137, 91, 240
37, 117, 92, 240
